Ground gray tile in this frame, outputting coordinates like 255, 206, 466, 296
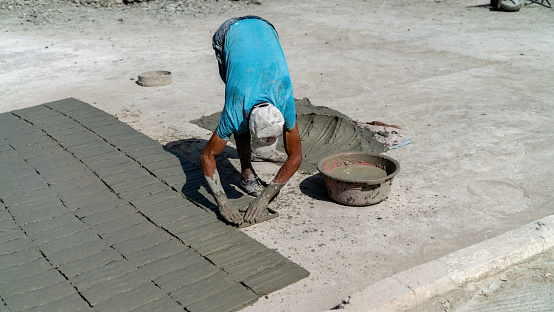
171, 271, 237, 306
0, 219, 18, 231
80, 150, 123, 165
74, 199, 124, 218
184, 284, 258, 312
0, 257, 52, 283
108, 175, 160, 195
27, 219, 88, 244
154, 259, 219, 293
22, 145, 66, 160
117, 183, 169, 201
12, 204, 68, 226
22, 213, 80, 236
26, 294, 92, 312
164, 212, 218, 234
79, 117, 120, 129
12, 139, 59, 154
0, 248, 43, 270
40, 120, 83, 133
60, 191, 118, 212
56, 184, 112, 206
241, 260, 310, 295
222, 250, 287, 281
190, 231, 250, 256
42, 167, 94, 185
0, 269, 65, 298
0, 165, 34, 179
101, 168, 152, 186
35, 161, 88, 177
205, 240, 267, 268
57, 247, 122, 278
85, 155, 135, 172
128, 189, 180, 210
57, 131, 98, 143
124, 145, 169, 159
0, 237, 37, 256
151, 164, 195, 178
80, 270, 150, 306
142, 199, 203, 226
46, 125, 89, 137
0, 179, 48, 199
99, 221, 159, 246
127, 296, 182, 312
112, 230, 172, 256
38, 229, 100, 256
135, 153, 181, 166
6, 195, 64, 216
72, 144, 120, 159
3, 280, 77, 311
137, 248, 201, 280
91, 282, 165, 312
175, 220, 234, 247
91, 213, 145, 235
93, 161, 140, 178
0, 228, 26, 244
81, 204, 136, 226
26, 152, 77, 170
47, 239, 109, 267
126, 239, 184, 268
70, 260, 138, 291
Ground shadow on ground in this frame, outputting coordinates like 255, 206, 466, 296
299, 173, 334, 203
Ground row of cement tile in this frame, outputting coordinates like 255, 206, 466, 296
1, 109, 253, 311
0, 98, 308, 312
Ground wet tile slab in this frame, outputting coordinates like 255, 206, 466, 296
0, 98, 308, 312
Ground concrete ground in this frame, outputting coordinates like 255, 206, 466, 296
1, 0, 553, 311
407, 246, 554, 312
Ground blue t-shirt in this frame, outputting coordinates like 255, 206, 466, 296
216, 18, 296, 141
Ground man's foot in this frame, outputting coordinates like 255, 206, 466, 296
239, 176, 266, 197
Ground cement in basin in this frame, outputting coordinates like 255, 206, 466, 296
192, 98, 388, 174
326, 165, 388, 181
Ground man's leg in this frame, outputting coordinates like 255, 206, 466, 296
235, 132, 265, 197
234, 131, 255, 181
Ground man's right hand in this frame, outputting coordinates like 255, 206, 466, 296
219, 201, 244, 225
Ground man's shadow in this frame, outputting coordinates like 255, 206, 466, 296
163, 138, 247, 214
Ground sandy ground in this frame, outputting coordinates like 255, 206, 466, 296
1, 0, 553, 311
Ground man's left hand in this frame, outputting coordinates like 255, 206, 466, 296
244, 182, 284, 223
244, 194, 269, 223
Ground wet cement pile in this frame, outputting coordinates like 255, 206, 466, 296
193, 98, 387, 174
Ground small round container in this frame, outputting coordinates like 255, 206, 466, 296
137, 70, 172, 87
317, 152, 400, 206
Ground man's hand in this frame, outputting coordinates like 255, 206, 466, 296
202, 133, 245, 225
244, 194, 269, 223
244, 183, 283, 223
245, 123, 302, 223
219, 201, 244, 225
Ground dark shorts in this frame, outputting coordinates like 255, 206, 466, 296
212, 16, 276, 83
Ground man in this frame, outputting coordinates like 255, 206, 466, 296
200, 16, 302, 225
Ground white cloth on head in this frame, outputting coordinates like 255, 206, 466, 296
249, 103, 284, 158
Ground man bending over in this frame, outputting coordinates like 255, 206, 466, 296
200, 16, 302, 225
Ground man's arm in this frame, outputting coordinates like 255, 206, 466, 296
201, 132, 244, 225
244, 122, 302, 222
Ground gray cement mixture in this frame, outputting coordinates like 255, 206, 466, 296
193, 98, 387, 173
1, 0, 553, 310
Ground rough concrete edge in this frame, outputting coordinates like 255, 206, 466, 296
338, 214, 554, 312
